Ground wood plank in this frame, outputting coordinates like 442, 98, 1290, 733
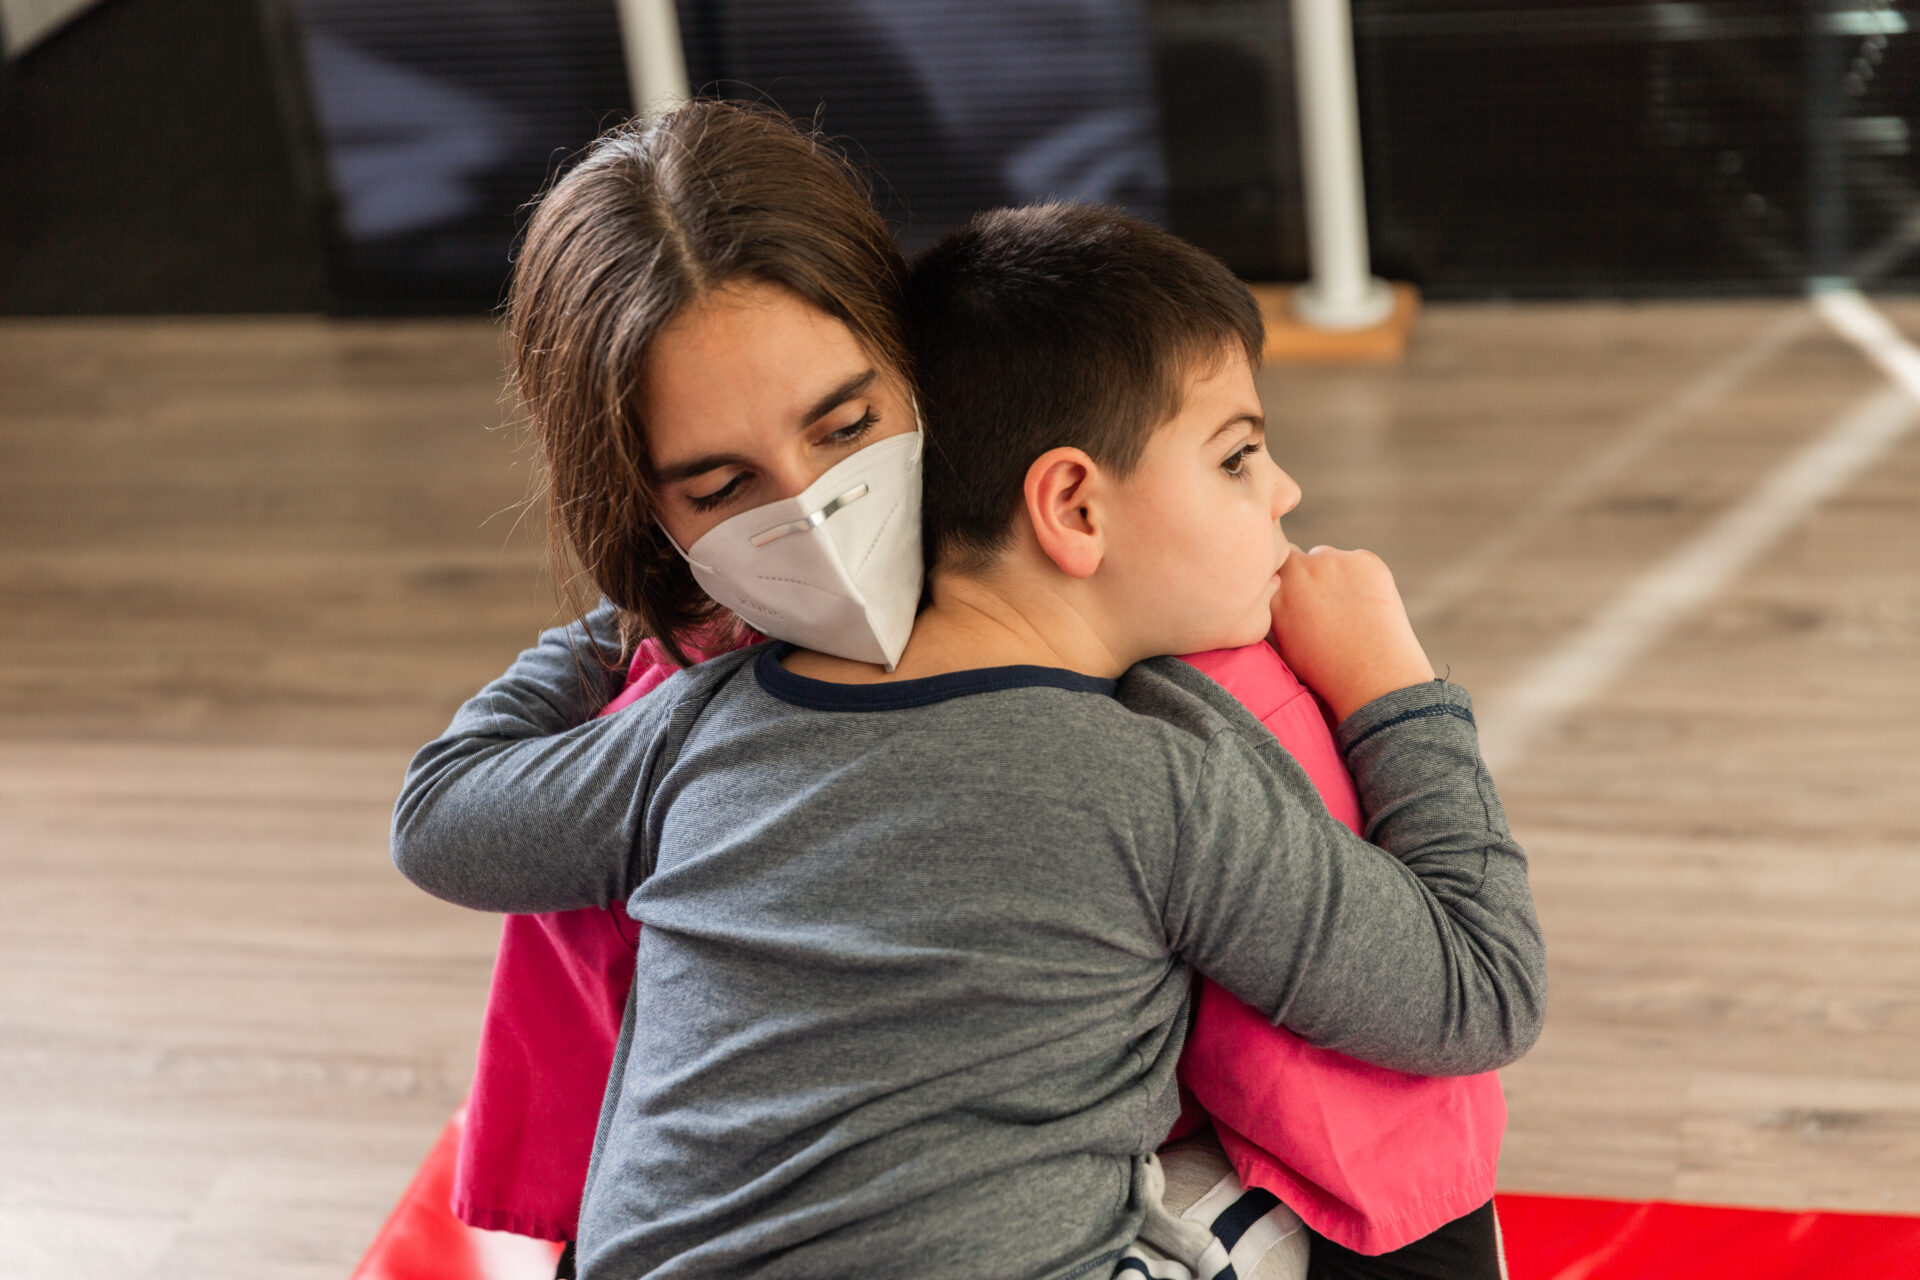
5, 304, 1918, 1274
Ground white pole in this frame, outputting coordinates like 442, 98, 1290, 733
1290, 0, 1394, 330
615, 0, 690, 112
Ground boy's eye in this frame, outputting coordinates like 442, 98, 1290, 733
1221, 440, 1263, 477
824, 408, 879, 445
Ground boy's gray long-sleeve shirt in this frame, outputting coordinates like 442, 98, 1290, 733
393, 608, 1545, 1280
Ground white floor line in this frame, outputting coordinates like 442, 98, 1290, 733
1477, 291, 1920, 773
1815, 289, 1920, 401
1407, 307, 1817, 623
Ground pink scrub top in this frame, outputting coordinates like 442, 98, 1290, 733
450, 638, 1506, 1255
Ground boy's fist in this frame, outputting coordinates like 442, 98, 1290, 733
1269, 544, 1436, 723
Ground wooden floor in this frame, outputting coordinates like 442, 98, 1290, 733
3, 303, 1917, 1277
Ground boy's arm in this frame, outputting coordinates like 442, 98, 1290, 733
389, 606, 711, 913
1155, 667, 1546, 1077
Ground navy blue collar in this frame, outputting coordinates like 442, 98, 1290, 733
754, 643, 1118, 712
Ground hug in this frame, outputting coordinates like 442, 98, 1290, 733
392, 99, 1545, 1280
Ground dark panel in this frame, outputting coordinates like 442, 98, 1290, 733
1149, 5, 1307, 281
7, 0, 1913, 310
681, 0, 1169, 255
287, 0, 633, 312
1358, 2, 1813, 296
1149, 0, 1919, 297
0, 0, 326, 314
1832, 4, 1920, 284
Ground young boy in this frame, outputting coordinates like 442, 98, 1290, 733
394, 204, 1545, 1280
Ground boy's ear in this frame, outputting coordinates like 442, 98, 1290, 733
1023, 447, 1105, 579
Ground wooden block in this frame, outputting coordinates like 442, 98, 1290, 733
1247, 281, 1421, 363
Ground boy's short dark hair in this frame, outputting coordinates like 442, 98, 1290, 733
907, 202, 1264, 572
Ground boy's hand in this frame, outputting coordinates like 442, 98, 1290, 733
1269, 543, 1436, 723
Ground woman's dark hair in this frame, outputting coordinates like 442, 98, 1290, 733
907, 202, 1264, 574
510, 100, 911, 667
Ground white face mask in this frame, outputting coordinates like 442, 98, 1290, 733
662, 429, 924, 671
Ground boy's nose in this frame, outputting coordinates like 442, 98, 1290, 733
1271, 463, 1303, 519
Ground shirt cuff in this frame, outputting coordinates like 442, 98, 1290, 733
1335, 679, 1476, 758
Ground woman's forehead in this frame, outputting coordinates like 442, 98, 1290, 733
645, 283, 889, 465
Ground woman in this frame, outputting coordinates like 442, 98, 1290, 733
450, 99, 923, 1252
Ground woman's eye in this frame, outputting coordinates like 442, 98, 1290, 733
825, 408, 878, 445
1221, 441, 1262, 477
688, 473, 747, 513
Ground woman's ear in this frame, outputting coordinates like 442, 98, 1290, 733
1023, 447, 1106, 579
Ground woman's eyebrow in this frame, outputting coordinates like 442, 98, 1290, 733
801, 368, 877, 426
653, 370, 880, 486
655, 450, 751, 485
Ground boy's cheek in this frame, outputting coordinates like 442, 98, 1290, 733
1182, 594, 1274, 656
1231, 611, 1276, 651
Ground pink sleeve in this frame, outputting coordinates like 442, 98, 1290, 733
451, 636, 737, 1241
1175, 641, 1506, 1255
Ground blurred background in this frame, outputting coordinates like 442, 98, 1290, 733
2, 3, 1918, 1278
5, 0, 1920, 314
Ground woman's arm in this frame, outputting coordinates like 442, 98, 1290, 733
1150, 663, 1546, 1078
390, 606, 730, 913
441, 599, 633, 728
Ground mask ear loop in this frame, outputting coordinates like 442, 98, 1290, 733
656, 520, 715, 573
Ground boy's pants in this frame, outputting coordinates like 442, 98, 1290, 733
1118, 1134, 1310, 1279
1307, 1199, 1506, 1280
1119, 1133, 1510, 1280
548, 1136, 1501, 1280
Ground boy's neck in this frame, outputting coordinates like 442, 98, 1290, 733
779, 557, 1133, 686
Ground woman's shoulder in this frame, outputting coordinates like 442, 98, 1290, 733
1176, 641, 1311, 724
1115, 653, 1287, 759
1116, 648, 1357, 814
601, 635, 767, 720
1174, 642, 1361, 831
1122, 644, 1308, 724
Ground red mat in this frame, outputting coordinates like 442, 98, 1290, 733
1495, 1191, 1920, 1279
353, 1110, 562, 1280
357, 1110, 1920, 1279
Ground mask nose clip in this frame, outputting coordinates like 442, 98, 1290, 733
748, 482, 869, 547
